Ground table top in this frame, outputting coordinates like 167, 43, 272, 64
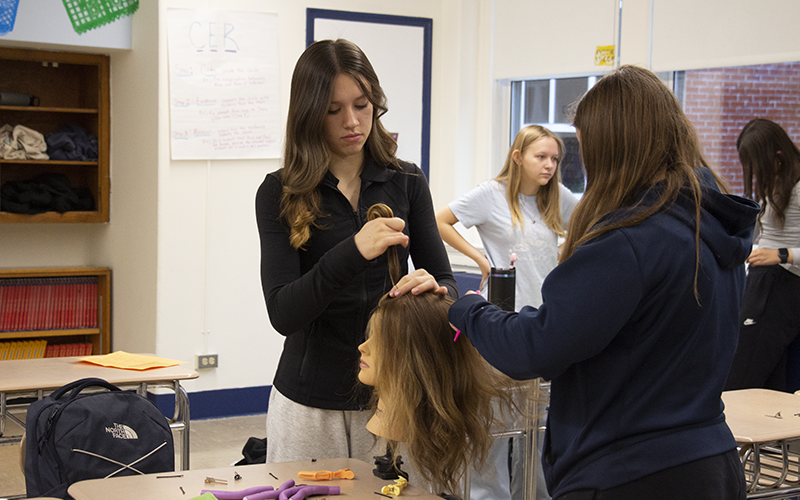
0, 356, 199, 393
68, 458, 441, 500
723, 388, 800, 443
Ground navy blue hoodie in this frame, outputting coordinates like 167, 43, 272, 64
449, 168, 759, 497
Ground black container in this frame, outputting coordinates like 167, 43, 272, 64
0, 92, 38, 106
488, 267, 516, 311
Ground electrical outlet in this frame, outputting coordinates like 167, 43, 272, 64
196, 354, 218, 370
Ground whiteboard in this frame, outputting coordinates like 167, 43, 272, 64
308, 9, 432, 178
166, 9, 281, 160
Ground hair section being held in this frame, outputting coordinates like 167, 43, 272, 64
362, 291, 532, 495
367, 203, 400, 284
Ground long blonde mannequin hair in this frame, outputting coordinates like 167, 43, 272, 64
495, 125, 566, 235
364, 292, 525, 495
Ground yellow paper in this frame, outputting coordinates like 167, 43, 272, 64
80, 351, 184, 370
595, 45, 615, 66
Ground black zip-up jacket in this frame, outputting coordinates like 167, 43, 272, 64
256, 155, 458, 410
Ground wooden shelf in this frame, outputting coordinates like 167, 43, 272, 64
0, 329, 101, 340
0, 267, 111, 356
0, 159, 98, 166
0, 105, 99, 114
0, 47, 110, 223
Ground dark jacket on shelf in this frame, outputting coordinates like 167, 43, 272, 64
0, 173, 95, 214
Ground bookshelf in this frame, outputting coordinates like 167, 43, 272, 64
0, 47, 110, 223
0, 267, 111, 357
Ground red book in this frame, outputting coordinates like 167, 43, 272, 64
18, 283, 30, 331
75, 281, 85, 328
0, 282, 8, 331
15, 284, 24, 331
11, 283, 22, 332
90, 282, 98, 327
5, 283, 18, 332
66, 279, 76, 329
28, 282, 39, 331
54, 281, 65, 330
43, 282, 54, 330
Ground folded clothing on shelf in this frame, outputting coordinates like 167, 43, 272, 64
46, 123, 99, 161
0, 123, 49, 160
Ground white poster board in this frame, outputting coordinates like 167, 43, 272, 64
166, 9, 280, 160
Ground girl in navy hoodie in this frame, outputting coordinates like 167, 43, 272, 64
449, 65, 759, 499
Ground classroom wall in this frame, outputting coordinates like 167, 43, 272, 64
2, 0, 799, 409
148, 0, 477, 396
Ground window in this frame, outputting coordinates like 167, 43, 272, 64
676, 61, 800, 196
510, 63, 800, 197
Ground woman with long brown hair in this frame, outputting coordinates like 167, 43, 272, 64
449, 65, 758, 499
436, 124, 578, 500
725, 118, 800, 391
256, 39, 456, 465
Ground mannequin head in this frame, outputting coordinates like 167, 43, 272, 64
359, 291, 524, 494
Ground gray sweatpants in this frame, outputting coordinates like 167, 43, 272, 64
266, 388, 433, 493
265, 387, 379, 464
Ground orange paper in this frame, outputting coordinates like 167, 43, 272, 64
80, 351, 184, 370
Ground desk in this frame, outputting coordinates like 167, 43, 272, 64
0, 356, 198, 470
723, 389, 800, 497
69, 458, 442, 499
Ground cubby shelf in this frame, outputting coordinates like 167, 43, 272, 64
0, 47, 110, 223
0, 267, 111, 356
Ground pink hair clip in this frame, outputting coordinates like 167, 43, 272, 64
453, 329, 461, 342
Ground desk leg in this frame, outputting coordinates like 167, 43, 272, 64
752, 443, 762, 493
1, 392, 6, 437
175, 381, 191, 471
523, 380, 541, 500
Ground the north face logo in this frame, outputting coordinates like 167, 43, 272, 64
106, 423, 138, 439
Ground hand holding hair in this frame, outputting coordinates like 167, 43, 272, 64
354, 213, 408, 261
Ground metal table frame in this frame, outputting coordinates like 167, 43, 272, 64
0, 356, 197, 475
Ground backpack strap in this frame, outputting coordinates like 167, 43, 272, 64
50, 377, 120, 402
38, 378, 122, 453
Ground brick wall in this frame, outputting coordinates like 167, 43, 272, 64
683, 62, 800, 196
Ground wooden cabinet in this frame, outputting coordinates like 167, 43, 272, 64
0, 47, 109, 223
0, 267, 111, 356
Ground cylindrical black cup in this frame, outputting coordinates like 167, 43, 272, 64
0, 92, 38, 106
488, 267, 516, 311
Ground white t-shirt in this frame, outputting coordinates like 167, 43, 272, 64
449, 180, 579, 309
756, 179, 800, 278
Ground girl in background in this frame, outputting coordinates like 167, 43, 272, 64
256, 39, 456, 465
725, 118, 800, 391
436, 124, 578, 309
436, 124, 578, 500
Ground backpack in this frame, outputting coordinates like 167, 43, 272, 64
24, 377, 175, 499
